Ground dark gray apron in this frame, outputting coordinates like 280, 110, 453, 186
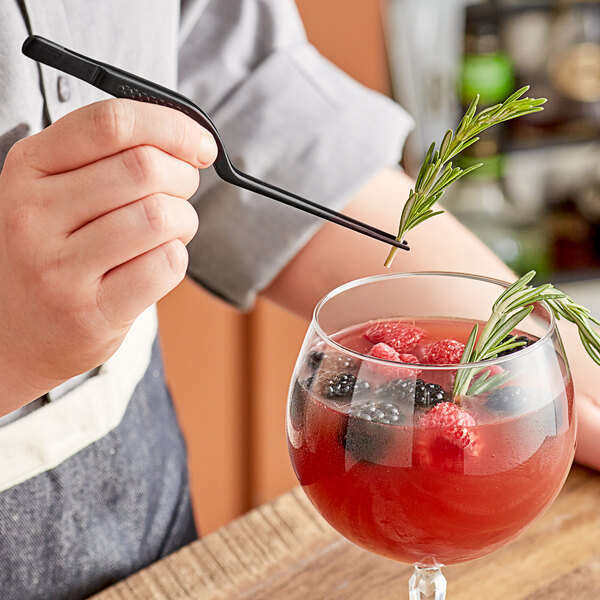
0, 339, 197, 600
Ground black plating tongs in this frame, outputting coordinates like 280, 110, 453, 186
22, 35, 409, 252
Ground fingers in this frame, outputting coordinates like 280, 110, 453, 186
45, 144, 200, 233
18, 99, 218, 175
97, 239, 189, 325
67, 193, 199, 281
0, 98, 214, 397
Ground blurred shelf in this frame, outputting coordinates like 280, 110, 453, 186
497, 0, 600, 15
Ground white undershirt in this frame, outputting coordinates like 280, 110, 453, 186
0, 369, 98, 428
0, 306, 157, 492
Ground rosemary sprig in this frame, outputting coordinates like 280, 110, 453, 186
384, 87, 546, 268
452, 271, 600, 399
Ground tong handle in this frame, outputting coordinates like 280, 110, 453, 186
22, 35, 231, 165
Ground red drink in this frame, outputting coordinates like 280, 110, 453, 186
287, 317, 575, 566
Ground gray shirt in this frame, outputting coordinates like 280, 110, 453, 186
0, 2, 412, 598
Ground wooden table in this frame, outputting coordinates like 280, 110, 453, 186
93, 465, 600, 599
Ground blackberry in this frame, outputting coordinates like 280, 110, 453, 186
485, 385, 547, 414
341, 399, 407, 463
497, 335, 534, 357
376, 378, 447, 410
376, 377, 415, 400
415, 381, 448, 408
314, 353, 359, 398
348, 399, 405, 424
485, 385, 562, 436
323, 373, 357, 398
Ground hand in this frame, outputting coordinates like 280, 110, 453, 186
0, 99, 217, 414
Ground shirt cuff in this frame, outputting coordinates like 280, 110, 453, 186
186, 43, 414, 310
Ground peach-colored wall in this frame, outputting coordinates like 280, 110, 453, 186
296, 0, 392, 95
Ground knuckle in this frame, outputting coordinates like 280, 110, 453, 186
4, 204, 33, 240
92, 99, 135, 148
50, 284, 98, 335
25, 252, 103, 334
181, 202, 199, 241
140, 194, 170, 233
182, 166, 200, 198
30, 250, 82, 311
4, 184, 52, 237
93, 285, 129, 331
34, 261, 71, 309
67, 304, 104, 342
3, 137, 42, 175
3, 138, 26, 169
3, 191, 47, 247
122, 145, 160, 187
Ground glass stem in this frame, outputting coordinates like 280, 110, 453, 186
408, 566, 447, 600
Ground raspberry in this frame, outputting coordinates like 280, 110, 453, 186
418, 402, 476, 449
398, 353, 420, 366
422, 339, 465, 365
368, 342, 400, 362
367, 344, 420, 378
364, 321, 425, 353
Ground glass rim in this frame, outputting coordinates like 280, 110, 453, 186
312, 271, 556, 371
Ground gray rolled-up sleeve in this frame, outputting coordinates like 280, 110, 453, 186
179, 0, 414, 309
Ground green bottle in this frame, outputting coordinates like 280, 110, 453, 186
449, 3, 550, 277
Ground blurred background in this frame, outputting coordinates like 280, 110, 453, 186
390, 0, 600, 280
159, 0, 600, 535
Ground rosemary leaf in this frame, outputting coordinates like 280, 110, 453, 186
452, 270, 600, 399
467, 369, 514, 397
384, 86, 546, 268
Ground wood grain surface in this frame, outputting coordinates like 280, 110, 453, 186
92, 465, 600, 600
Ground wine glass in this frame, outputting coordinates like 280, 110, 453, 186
286, 272, 575, 599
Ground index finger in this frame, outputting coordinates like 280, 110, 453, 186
22, 99, 217, 175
